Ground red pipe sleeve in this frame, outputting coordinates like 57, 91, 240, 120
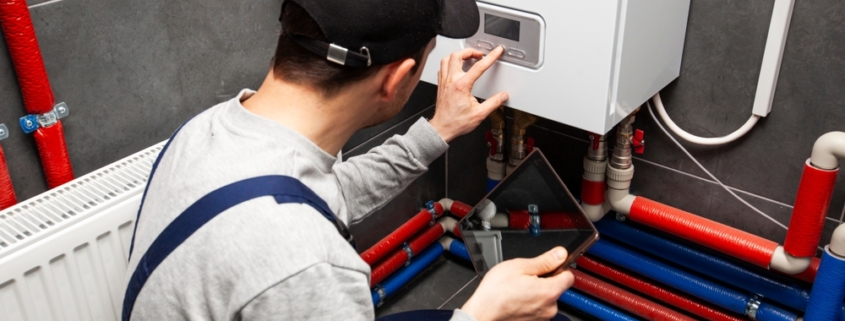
784, 162, 839, 257
0, 0, 55, 114
576, 256, 744, 321
509, 210, 591, 230
370, 224, 445, 287
0, 145, 17, 209
449, 200, 473, 218
629, 197, 778, 268
581, 178, 606, 205
34, 122, 74, 188
571, 269, 695, 321
360, 203, 443, 266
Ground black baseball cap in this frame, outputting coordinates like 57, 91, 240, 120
281, 0, 480, 68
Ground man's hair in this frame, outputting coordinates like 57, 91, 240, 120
274, 2, 428, 97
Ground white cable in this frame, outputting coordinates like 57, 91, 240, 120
653, 93, 761, 146
647, 101, 788, 231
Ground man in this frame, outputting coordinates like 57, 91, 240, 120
124, 0, 574, 320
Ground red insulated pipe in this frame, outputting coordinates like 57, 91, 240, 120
784, 162, 839, 257
0, 0, 55, 114
360, 202, 444, 266
509, 210, 591, 230
629, 197, 779, 268
370, 223, 445, 287
1, 0, 74, 188
581, 178, 606, 205
576, 256, 744, 321
571, 269, 695, 321
34, 122, 74, 188
0, 145, 17, 209
449, 200, 473, 218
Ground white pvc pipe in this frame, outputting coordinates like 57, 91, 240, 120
810, 132, 845, 170
831, 224, 845, 257
490, 213, 509, 228
653, 93, 761, 146
770, 246, 812, 274
438, 198, 454, 213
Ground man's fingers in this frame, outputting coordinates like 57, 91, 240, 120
478, 92, 509, 118
449, 48, 484, 74
546, 270, 575, 294
520, 247, 568, 276
464, 46, 505, 84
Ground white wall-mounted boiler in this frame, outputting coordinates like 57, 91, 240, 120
422, 0, 691, 134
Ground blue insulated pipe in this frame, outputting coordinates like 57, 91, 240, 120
595, 218, 810, 311
588, 239, 750, 313
805, 247, 845, 320
448, 239, 472, 262
371, 243, 445, 307
588, 240, 798, 321
558, 290, 639, 321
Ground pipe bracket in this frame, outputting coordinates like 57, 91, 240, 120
426, 200, 437, 226
745, 295, 762, 320
0, 124, 8, 141
19, 102, 69, 134
374, 285, 387, 307
402, 242, 414, 266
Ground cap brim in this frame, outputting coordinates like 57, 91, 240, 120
438, 0, 480, 39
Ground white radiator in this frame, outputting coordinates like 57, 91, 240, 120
0, 142, 164, 321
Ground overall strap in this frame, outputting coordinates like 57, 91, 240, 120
122, 175, 353, 321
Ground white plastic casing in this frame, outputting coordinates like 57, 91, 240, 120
422, 0, 691, 134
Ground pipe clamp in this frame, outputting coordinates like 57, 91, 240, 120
426, 201, 437, 225
528, 204, 540, 236
402, 242, 414, 266
19, 102, 69, 134
0, 124, 8, 141
745, 295, 762, 320
374, 285, 387, 307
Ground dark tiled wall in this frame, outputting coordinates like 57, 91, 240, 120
446, 0, 845, 251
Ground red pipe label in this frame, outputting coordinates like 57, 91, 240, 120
785, 163, 839, 257
576, 256, 744, 321
581, 178, 606, 205
629, 197, 778, 268
0, 146, 17, 209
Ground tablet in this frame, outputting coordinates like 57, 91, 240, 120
458, 149, 599, 277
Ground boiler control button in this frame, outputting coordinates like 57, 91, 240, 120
476, 40, 495, 50
507, 49, 526, 59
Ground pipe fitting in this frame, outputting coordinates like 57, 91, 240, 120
487, 156, 506, 181
489, 129, 506, 159
770, 246, 812, 274
831, 224, 845, 257
438, 198, 454, 213
611, 115, 636, 170
583, 202, 612, 222
439, 216, 459, 234
587, 134, 608, 162
488, 107, 506, 132
512, 109, 538, 137
477, 199, 496, 230
810, 131, 845, 170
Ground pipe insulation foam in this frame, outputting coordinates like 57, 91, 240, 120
785, 161, 839, 257
576, 256, 744, 321
572, 269, 695, 321
0, 0, 56, 114
805, 247, 845, 320
34, 122, 74, 188
0, 146, 17, 209
629, 197, 779, 268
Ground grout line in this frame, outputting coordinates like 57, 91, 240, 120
29, 0, 63, 8
437, 275, 478, 309
345, 104, 435, 155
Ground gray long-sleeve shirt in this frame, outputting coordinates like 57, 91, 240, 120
125, 89, 475, 320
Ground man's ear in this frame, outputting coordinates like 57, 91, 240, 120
379, 58, 417, 101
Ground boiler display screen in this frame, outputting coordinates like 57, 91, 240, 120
484, 14, 520, 41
